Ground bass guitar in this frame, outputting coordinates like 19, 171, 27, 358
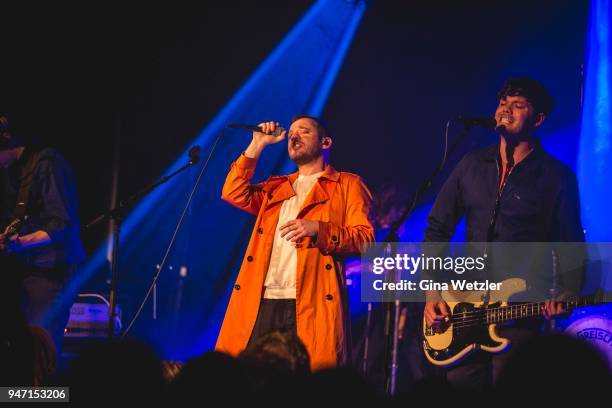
423, 278, 608, 366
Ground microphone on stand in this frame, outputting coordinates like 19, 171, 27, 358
495, 124, 507, 133
452, 116, 497, 129
228, 123, 285, 136
188, 145, 201, 164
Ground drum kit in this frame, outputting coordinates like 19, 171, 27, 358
561, 304, 612, 368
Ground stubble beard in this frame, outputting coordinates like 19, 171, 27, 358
290, 145, 322, 166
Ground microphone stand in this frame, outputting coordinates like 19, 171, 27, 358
380, 120, 476, 395
85, 147, 201, 338
385, 121, 474, 243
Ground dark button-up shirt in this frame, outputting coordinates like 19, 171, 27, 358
425, 142, 585, 243
423, 141, 585, 296
1, 147, 85, 269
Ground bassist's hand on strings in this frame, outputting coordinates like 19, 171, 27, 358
543, 292, 571, 320
425, 299, 450, 328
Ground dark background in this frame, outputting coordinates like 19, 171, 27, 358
0, 0, 589, 357
1, 0, 588, 250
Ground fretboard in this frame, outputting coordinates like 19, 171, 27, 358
485, 295, 601, 324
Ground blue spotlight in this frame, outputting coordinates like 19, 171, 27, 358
578, 0, 612, 241
54, 0, 366, 360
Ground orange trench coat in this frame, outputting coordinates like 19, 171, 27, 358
214, 153, 375, 370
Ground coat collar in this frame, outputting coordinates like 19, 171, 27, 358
286, 163, 340, 184
265, 164, 340, 206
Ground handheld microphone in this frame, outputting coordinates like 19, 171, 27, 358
453, 116, 497, 129
228, 124, 285, 136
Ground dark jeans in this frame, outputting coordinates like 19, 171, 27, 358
18, 265, 78, 354
248, 298, 297, 347
446, 325, 539, 388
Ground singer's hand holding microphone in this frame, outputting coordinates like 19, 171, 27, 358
245, 121, 286, 160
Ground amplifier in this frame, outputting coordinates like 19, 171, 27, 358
64, 302, 122, 337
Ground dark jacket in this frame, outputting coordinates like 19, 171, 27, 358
1, 147, 85, 270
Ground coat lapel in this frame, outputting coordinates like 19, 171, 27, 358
264, 164, 340, 211
299, 182, 329, 212
297, 164, 339, 216
265, 175, 296, 206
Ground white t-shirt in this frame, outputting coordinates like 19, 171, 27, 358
263, 171, 323, 299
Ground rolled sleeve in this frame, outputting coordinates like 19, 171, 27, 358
221, 153, 265, 215
232, 153, 258, 179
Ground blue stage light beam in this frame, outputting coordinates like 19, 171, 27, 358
50, 0, 366, 359
578, 0, 612, 241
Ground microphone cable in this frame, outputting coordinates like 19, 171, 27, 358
121, 129, 226, 337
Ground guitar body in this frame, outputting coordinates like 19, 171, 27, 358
423, 278, 527, 367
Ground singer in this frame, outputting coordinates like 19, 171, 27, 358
215, 115, 375, 370
422, 77, 585, 387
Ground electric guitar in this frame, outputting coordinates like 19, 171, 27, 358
422, 278, 609, 367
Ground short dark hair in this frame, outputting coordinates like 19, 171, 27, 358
497, 77, 555, 116
291, 115, 331, 139
238, 330, 310, 375
0, 115, 26, 151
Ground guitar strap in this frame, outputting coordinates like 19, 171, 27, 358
481, 148, 517, 305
